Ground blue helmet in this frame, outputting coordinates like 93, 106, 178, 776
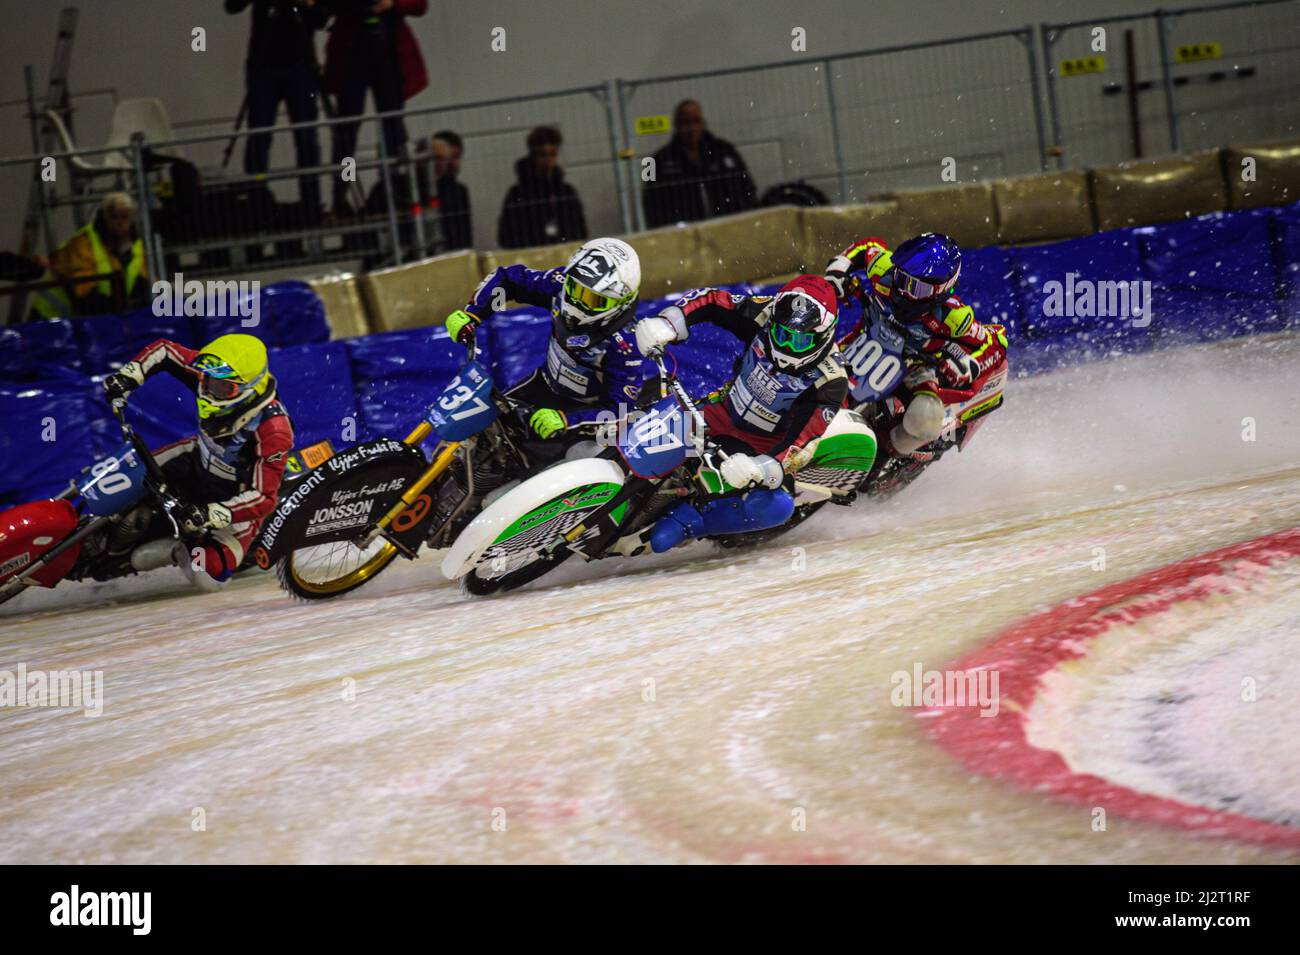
890, 233, 961, 320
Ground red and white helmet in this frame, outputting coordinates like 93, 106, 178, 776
764, 275, 839, 371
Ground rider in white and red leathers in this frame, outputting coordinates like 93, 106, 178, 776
633, 275, 847, 551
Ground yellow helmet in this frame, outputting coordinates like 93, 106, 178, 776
192, 333, 275, 438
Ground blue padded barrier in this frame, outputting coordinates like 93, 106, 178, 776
1272, 201, 1300, 302
271, 341, 357, 450
346, 324, 490, 441
0, 377, 111, 507
1133, 209, 1284, 345
0, 318, 84, 379
1, 207, 1297, 503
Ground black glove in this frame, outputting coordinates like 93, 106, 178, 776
103, 362, 144, 400
179, 502, 208, 533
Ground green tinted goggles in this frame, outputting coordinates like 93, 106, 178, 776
771, 323, 819, 353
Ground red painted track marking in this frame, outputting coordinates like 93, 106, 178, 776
921, 526, 1300, 848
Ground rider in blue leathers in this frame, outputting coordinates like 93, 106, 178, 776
444, 238, 655, 446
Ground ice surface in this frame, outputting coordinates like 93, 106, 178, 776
1, 333, 1299, 862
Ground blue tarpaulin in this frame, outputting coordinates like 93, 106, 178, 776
1, 204, 1297, 503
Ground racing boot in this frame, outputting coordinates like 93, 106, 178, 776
650, 489, 794, 553
173, 541, 224, 593
649, 502, 705, 553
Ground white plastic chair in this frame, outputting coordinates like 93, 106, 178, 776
44, 96, 183, 175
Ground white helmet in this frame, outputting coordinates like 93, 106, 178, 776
556, 238, 641, 341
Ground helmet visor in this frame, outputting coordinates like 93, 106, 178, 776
564, 275, 625, 316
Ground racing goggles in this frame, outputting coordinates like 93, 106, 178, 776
770, 322, 819, 353
564, 275, 626, 316
894, 266, 959, 302
195, 361, 257, 403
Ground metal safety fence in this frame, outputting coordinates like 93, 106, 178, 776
1042, 0, 1300, 167
3, 0, 1299, 323
615, 27, 1045, 230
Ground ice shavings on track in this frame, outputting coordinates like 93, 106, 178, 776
1, 332, 1300, 862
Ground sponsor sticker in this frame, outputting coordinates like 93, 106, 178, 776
634, 114, 671, 135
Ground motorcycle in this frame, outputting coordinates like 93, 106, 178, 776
0, 400, 210, 607
714, 307, 1008, 549
439, 355, 879, 596
258, 338, 579, 599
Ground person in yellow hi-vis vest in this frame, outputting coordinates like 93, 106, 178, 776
31, 192, 149, 319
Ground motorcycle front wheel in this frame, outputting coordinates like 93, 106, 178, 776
277, 537, 401, 600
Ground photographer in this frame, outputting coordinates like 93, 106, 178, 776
226, 0, 329, 223
322, 0, 429, 216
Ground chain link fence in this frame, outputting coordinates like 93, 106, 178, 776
826, 29, 1046, 198
1043, 0, 1300, 168
1162, 0, 1300, 152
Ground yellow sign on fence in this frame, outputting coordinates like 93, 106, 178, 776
634, 115, 671, 135
1175, 42, 1222, 63
1059, 56, 1107, 77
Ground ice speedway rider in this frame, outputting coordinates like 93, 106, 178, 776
825, 232, 1008, 475
443, 237, 653, 455
632, 275, 847, 551
101, 333, 294, 587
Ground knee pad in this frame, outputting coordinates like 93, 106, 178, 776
892, 394, 944, 454
903, 394, 944, 441
201, 541, 237, 583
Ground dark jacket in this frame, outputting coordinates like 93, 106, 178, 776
322, 0, 428, 101
497, 157, 587, 250
225, 0, 326, 70
435, 175, 473, 250
643, 130, 757, 228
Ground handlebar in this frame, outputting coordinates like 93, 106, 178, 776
653, 353, 712, 459
108, 395, 170, 490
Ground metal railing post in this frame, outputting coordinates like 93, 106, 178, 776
1022, 27, 1050, 171
617, 80, 647, 233
1039, 24, 1066, 169
1154, 9, 1182, 153
128, 132, 163, 284
375, 120, 404, 265
823, 58, 850, 204
603, 80, 633, 234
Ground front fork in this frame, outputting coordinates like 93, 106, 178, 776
362, 421, 462, 556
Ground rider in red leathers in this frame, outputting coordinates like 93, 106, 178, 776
825, 233, 1008, 462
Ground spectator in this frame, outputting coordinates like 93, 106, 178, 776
323, 0, 429, 216
226, 0, 328, 223
643, 99, 756, 228
32, 193, 149, 319
427, 130, 472, 250
498, 126, 587, 250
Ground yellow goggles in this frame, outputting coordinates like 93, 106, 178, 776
565, 276, 621, 315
